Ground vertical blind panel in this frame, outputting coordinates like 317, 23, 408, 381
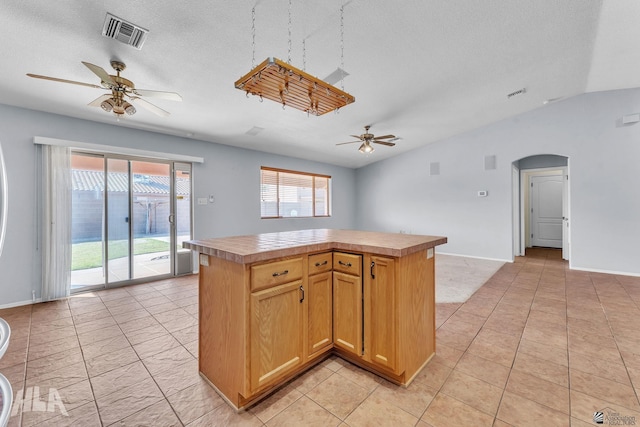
260, 169, 279, 217
279, 172, 313, 217
314, 176, 328, 216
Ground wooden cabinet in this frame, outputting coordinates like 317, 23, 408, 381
251, 257, 303, 292
194, 234, 440, 411
307, 271, 333, 357
250, 253, 335, 392
366, 255, 397, 372
250, 280, 304, 391
307, 252, 333, 359
249, 257, 305, 392
333, 272, 361, 355
333, 253, 362, 356
309, 252, 332, 275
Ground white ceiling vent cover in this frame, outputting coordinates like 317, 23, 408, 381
102, 13, 148, 50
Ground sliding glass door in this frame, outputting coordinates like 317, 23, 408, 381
106, 158, 131, 284
70, 154, 107, 289
131, 160, 172, 280
174, 162, 193, 275
70, 153, 192, 292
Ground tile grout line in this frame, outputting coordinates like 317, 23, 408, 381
589, 273, 640, 409
421, 256, 527, 424
71, 296, 105, 427
562, 254, 573, 424
113, 285, 189, 426
15, 304, 33, 427
116, 281, 199, 425
491, 254, 543, 425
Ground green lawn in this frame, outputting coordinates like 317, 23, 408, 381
72, 238, 170, 270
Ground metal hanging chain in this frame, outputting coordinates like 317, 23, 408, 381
340, 2, 345, 91
251, 6, 256, 68
302, 38, 306, 71
288, 0, 292, 64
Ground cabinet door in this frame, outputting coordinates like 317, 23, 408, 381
250, 280, 304, 391
308, 271, 333, 358
368, 256, 397, 371
333, 271, 362, 356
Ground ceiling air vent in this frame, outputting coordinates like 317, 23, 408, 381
323, 68, 350, 85
102, 13, 148, 50
507, 87, 527, 99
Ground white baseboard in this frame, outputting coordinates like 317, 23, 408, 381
570, 265, 640, 278
436, 252, 512, 263
0, 298, 41, 309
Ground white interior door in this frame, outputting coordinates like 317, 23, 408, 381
530, 175, 563, 248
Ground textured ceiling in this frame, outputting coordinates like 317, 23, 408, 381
0, 0, 638, 168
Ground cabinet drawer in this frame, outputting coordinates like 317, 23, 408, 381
333, 252, 362, 276
309, 252, 332, 275
251, 257, 303, 292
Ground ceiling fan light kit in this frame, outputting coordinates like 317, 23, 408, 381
235, 57, 355, 116
26, 60, 181, 118
337, 125, 398, 154
359, 142, 374, 154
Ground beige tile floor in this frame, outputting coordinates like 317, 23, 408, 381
1, 248, 639, 426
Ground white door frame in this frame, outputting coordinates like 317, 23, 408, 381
511, 163, 520, 258
530, 173, 564, 249
518, 166, 570, 258
512, 164, 570, 261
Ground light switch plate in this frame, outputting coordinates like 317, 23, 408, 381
197, 198, 207, 205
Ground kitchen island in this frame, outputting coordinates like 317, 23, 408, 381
183, 229, 447, 410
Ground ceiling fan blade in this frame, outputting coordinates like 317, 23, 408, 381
336, 141, 361, 146
349, 135, 363, 139
132, 89, 183, 101
26, 73, 103, 89
372, 140, 396, 147
88, 94, 113, 107
373, 134, 396, 140
129, 96, 170, 117
82, 62, 116, 86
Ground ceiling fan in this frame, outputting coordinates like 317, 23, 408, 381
27, 60, 182, 117
336, 125, 397, 153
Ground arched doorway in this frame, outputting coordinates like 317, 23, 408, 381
512, 155, 569, 261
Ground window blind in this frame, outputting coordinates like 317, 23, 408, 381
260, 167, 330, 218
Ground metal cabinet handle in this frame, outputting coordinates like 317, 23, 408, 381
371, 261, 375, 279
315, 260, 328, 267
338, 260, 352, 268
299, 286, 305, 303
272, 270, 289, 277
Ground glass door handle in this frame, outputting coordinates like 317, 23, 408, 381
168, 214, 175, 224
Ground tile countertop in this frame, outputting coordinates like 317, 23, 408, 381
183, 229, 447, 264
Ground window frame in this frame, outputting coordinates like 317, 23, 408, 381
260, 166, 331, 219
